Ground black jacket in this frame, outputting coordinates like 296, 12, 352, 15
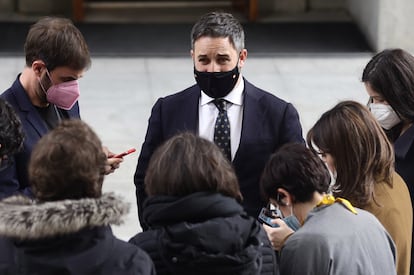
394, 123, 414, 275
129, 192, 279, 275
0, 193, 155, 275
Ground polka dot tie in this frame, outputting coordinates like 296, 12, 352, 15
213, 99, 231, 160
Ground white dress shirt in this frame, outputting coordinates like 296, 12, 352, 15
198, 78, 244, 161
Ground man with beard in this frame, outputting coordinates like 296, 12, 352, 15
0, 17, 122, 199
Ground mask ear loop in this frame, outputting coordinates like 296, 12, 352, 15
277, 192, 296, 218
38, 77, 48, 95
275, 193, 288, 218
38, 66, 54, 95
367, 96, 373, 109
289, 204, 294, 217
44, 68, 55, 86
277, 192, 289, 206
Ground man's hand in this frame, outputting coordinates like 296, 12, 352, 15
102, 146, 123, 175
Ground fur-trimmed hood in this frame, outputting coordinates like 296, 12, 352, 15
0, 193, 129, 240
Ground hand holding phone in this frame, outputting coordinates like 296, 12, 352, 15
258, 207, 280, 228
113, 148, 136, 158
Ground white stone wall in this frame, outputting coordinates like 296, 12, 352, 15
378, 0, 414, 52
347, 0, 379, 51
348, 0, 414, 52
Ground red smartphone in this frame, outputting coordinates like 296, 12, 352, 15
113, 148, 136, 158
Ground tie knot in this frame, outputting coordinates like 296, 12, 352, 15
213, 99, 227, 112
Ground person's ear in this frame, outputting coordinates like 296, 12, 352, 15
238, 49, 247, 68
32, 60, 46, 77
276, 188, 293, 206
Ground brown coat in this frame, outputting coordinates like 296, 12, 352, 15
364, 172, 413, 275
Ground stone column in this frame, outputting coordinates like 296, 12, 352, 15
348, 0, 414, 52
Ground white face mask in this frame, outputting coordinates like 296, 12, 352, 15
369, 103, 401, 130
325, 163, 337, 193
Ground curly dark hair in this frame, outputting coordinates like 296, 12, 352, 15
29, 119, 106, 201
0, 99, 24, 157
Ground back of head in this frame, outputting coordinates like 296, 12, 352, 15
29, 119, 106, 201
0, 99, 24, 157
306, 100, 394, 207
362, 48, 414, 121
145, 132, 242, 201
191, 11, 245, 52
260, 143, 330, 203
24, 17, 91, 71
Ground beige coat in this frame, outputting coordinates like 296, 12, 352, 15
364, 172, 413, 275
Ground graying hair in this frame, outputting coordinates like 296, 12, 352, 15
191, 11, 245, 52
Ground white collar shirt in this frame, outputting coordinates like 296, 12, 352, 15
198, 77, 244, 161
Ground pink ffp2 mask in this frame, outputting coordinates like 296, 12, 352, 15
46, 80, 80, 110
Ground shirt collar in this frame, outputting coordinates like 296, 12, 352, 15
200, 76, 244, 106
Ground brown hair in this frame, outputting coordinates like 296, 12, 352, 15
307, 100, 394, 207
29, 119, 106, 201
24, 17, 91, 71
261, 143, 331, 203
145, 132, 242, 201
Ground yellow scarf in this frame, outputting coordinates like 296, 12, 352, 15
316, 194, 358, 214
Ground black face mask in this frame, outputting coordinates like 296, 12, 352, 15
194, 64, 240, 98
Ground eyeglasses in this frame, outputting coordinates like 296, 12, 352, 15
0, 155, 14, 172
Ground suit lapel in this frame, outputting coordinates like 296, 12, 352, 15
13, 81, 49, 137
233, 80, 264, 162
25, 109, 48, 137
176, 86, 200, 133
